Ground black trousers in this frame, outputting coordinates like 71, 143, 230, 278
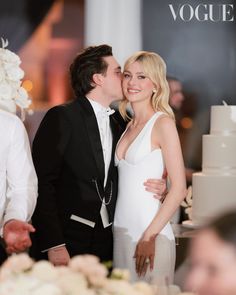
30, 215, 113, 263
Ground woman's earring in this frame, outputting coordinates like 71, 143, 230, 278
153, 89, 157, 93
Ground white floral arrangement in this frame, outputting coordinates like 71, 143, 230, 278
181, 186, 193, 221
0, 253, 194, 295
0, 38, 32, 120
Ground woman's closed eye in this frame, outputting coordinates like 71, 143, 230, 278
123, 73, 147, 79
137, 75, 146, 79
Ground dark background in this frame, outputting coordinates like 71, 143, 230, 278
0, 0, 236, 169
143, 0, 236, 168
0, 0, 55, 51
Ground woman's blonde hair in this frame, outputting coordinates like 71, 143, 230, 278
119, 51, 174, 120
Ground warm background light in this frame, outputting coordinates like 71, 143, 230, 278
22, 80, 33, 92
181, 117, 193, 129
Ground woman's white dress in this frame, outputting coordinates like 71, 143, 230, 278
113, 112, 175, 283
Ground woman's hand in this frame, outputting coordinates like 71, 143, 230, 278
134, 234, 156, 277
144, 178, 167, 201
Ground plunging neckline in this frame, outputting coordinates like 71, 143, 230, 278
116, 113, 157, 161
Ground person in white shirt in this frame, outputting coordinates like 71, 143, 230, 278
0, 109, 38, 263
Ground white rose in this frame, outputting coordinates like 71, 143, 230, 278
0, 44, 31, 114
0, 254, 34, 281
69, 255, 100, 271
5, 64, 24, 81
32, 283, 62, 295
0, 65, 5, 82
15, 87, 31, 108
103, 280, 140, 295
57, 272, 88, 294
69, 255, 108, 278
111, 268, 131, 281
0, 279, 22, 295
56, 266, 71, 276
167, 284, 181, 294
11, 80, 21, 88
0, 100, 16, 114
0, 48, 21, 65
6, 275, 39, 294
2, 253, 33, 271
0, 81, 13, 100
185, 207, 193, 220
133, 282, 155, 295
30, 261, 58, 282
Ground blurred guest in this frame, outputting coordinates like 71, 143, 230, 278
185, 211, 236, 294
0, 40, 38, 264
166, 77, 193, 224
168, 76, 194, 184
167, 77, 185, 111
0, 109, 38, 264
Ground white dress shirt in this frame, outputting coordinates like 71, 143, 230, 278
0, 109, 38, 235
87, 98, 114, 228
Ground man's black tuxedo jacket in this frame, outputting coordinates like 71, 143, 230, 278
31, 97, 125, 252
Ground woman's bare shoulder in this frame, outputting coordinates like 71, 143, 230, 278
154, 113, 176, 131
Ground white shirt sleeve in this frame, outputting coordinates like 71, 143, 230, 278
3, 117, 38, 224
42, 243, 66, 253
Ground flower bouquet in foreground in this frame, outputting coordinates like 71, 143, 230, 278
0, 253, 195, 295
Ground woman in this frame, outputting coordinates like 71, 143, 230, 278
113, 51, 186, 283
185, 211, 236, 294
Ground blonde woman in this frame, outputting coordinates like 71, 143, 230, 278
113, 51, 186, 283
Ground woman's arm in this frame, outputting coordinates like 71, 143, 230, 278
135, 115, 187, 276
144, 115, 187, 238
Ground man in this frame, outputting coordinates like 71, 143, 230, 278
0, 109, 38, 264
31, 45, 165, 266
168, 76, 194, 182
167, 76, 185, 111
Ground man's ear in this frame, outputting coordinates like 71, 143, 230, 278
92, 73, 103, 86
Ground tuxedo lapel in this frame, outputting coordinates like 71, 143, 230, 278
105, 114, 120, 187
77, 97, 105, 182
110, 114, 120, 162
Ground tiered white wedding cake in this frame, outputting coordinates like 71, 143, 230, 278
192, 105, 236, 225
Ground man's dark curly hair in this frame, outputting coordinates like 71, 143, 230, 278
70, 44, 113, 97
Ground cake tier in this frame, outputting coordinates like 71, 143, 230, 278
192, 172, 236, 225
202, 134, 236, 172
210, 105, 236, 134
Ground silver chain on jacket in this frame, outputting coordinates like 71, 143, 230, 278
92, 179, 113, 205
